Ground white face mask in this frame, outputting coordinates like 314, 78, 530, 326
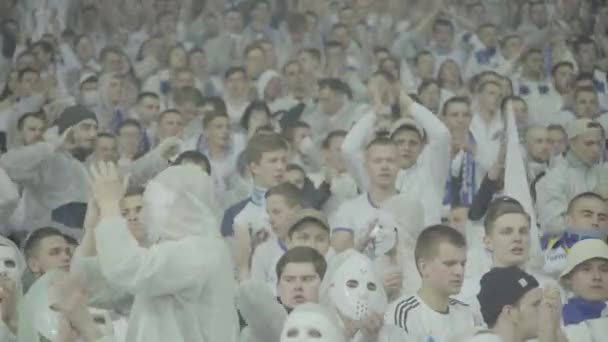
370, 211, 398, 257
0, 246, 19, 282
328, 254, 387, 320
81, 90, 101, 106
281, 307, 345, 342
142, 180, 177, 243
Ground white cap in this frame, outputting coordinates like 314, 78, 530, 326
560, 239, 608, 278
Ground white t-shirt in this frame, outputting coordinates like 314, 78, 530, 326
384, 294, 477, 342
465, 331, 503, 342
331, 193, 381, 254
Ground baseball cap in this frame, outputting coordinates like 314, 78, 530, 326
79, 72, 98, 85
565, 118, 603, 140
477, 267, 539, 327
560, 239, 608, 278
389, 118, 425, 140
287, 208, 330, 236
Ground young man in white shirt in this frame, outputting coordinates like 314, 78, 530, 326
385, 224, 476, 341
251, 183, 303, 291
559, 239, 608, 341
471, 267, 567, 342
471, 80, 504, 175
544, 192, 608, 278
222, 133, 288, 279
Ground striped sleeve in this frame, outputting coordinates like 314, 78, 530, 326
393, 296, 419, 332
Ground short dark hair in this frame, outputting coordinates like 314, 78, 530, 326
567, 192, 606, 214
433, 18, 454, 32
282, 121, 311, 144
18, 67, 39, 80
246, 133, 288, 165
99, 45, 123, 62
483, 197, 528, 234
137, 91, 160, 103
116, 118, 142, 135
547, 124, 566, 135
501, 95, 526, 114
158, 109, 181, 122
241, 100, 271, 130
574, 86, 597, 100
244, 43, 265, 58
322, 130, 347, 149
288, 217, 330, 239
318, 78, 349, 96
276, 246, 327, 281
414, 225, 466, 273
265, 182, 303, 208
573, 36, 597, 54
300, 48, 321, 63
477, 80, 502, 94
224, 66, 247, 80
203, 111, 229, 129
174, 86, 203, 106
124, 186, 145, 198
441, 96, 471, 116
172, 150, 211, 174
17, 111, 46, 130
23, 227, 66, 260
201, 96, 227, 114
366, 136, 396, 151
551, 61, 574, 77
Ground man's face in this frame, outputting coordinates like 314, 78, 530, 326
553, 65, 574, 93
251, 2, 270, 24
120, 194, 146, 245
226, 72, 248, 99
246, 48, 266, 79
284, 63, 304, 93
189, 52, 207, 74
21, 116, 45, 145
250, 149, 288, 188
73, 119, 99, 150
479, 84, 502, 112
32, 46, 52, 69
206, 116, 230, 147
484, 213, 531, 267
503, 36, 523, 59
566, 258, 608, 301
286, 169, 305, 190
325, 46, 345, 69
118, 125, 141, 157
433, 24, 454, 49
338, 8, 355, 28
102, 52, 122, 73
416, 54, 435, 80
292, 127, 311, 149
530, 4, 547, 26
419, 83, 440, 112
478, 26, 497, 47
325, 136, 347, 172
392, 130, 423, 169
567, 197, 608, 231
159, 112, 183, 138
548, 129, 567, 156
318, 88, 343, 115
20, 71, 40, 96
511, 288, 543, 340
266, 194, 295, 239
524, 53, 544, 78
137, 96, 160, 124
570, 129, 603, 167
419, 242, 467, 296
277, 262, 321, 308
364, 144, 399, 189
525, 128, 550, 163
443, 102, 472, 135
576, 43, 597, 69
288, 223, 330, 256
574, 91, 599, 118
28, 235, 71, 275
225, 11, 244, 33
94, 136, 118, 162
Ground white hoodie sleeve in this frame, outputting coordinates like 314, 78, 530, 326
341, 110, 375, 191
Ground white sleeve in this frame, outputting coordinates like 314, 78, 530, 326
409, 102, 451, 196
250, 244, 269, 285
95, 217, 221, 296
535, 170, 568, 235
0, 320, 16, 342
341, 111, 375, 192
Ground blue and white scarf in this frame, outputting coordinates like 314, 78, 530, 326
444, 132, 476, 207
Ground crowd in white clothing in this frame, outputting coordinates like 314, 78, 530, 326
0, 0, 607, 341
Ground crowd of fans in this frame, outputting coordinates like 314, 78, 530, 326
0, 0, 607, 341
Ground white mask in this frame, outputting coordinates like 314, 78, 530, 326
328, 253, 387, 321
0, 246, 19, 282
370, 211, 398, 257
142, 180, 177, 243
281, 304, 346, 342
